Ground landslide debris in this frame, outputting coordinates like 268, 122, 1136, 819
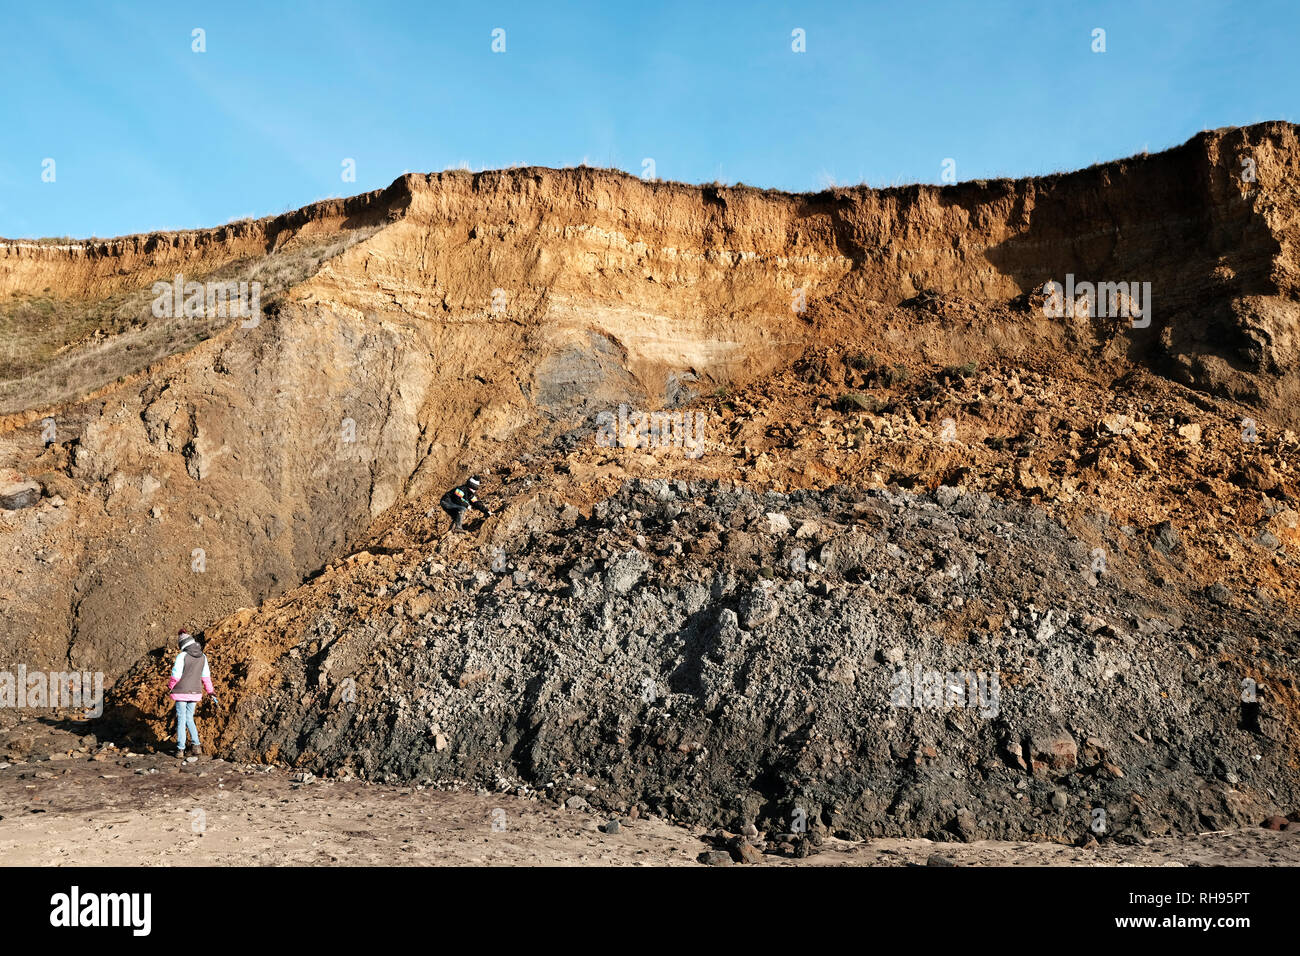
106, 471, 1299, 842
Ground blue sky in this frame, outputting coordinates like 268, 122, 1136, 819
1, 0, 1295, 238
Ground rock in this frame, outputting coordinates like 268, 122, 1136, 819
765, 512, 792, 534
457, 669, 490, 689
1263, 815, 1288, 830
1101, 413, 1134, 434
926, 854, 956, 867
730, 838, 764, 864
0, 480, 41, 510
565, 795, 589, 811
1051, 791, 1068, 812
605, 549, 649, 594
407, 592, 435, 618
1028, 730, 1078, 777
738, 585, 779, 629
951, 807, 981, 841
1001, 735, 1028, 771
1207, 582, 1231, 606
602, 819, 621, 834
1080, 736, 1107, 766
1231, 461, 1281, 492
699, 850, 734, 866
815, 530, 876, 574
935, 485, 961, 508
795, 521, 821, 539
1153, 521, 1182, 554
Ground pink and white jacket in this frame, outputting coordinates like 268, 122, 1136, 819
168, 643, 215, 702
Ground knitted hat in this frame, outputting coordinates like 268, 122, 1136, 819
467, 475, 481, 490
178, 629, 196, 650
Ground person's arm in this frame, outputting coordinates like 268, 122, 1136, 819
472, 495, 491, 516
201, 659, 215, 697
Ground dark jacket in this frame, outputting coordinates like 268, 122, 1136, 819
440, 485, 489, 515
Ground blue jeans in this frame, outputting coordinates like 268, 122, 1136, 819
175, 700, 200, 750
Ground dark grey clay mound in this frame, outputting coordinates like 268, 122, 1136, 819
218, 478, 1300, 843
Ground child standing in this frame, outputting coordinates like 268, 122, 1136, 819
168, 629, 217, 757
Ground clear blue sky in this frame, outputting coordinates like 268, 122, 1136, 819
1, 0, 1295, 238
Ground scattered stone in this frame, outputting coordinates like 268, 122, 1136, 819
765, 513, 792, 534
730, 838, 764, 865
605, 549, 650, 594
1154, 521, 1182, 554
952, 807, 981, 841
0, 480, 40, 510
1029, 730, 1078, 777
738, 585, 780, 629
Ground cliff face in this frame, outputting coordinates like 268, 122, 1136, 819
1, 122, 1298, 680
